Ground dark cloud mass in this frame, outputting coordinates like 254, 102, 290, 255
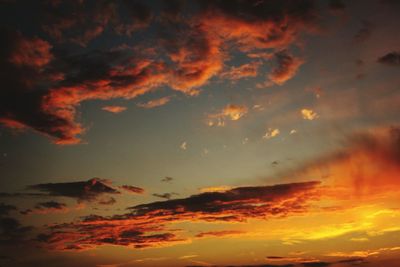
27, 178, 120, 202
378, 51, 400, 66
21, 201, 67, 215
36, 181, 320, 250
0, 203, 16, 216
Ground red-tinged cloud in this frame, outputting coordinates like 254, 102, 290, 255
9, 35, 53, 68
42, 1, 153, 46
166, 0, 318, 92
101, 105, 127, 113
268, 50, 304, 85
0, 0, 323, 144
41, 57, 167, 144
36, 181, 320, 250
195, 230, 245, 238
120, 185, 145, 194
137, 96, 171, 108
221, 62, 261, 81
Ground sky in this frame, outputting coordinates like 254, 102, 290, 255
0, 0, 400, 266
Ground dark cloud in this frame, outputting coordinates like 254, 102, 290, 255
152, 192, 179, 200
27, 178, 120, 202
161, 176, 174, 183
328, 0, 346, 11
195, 230, 244, 238
0, 216, 33, 245
0, 203, 16, 216
36, 181, 320, 251
378, 51, 400, 66
268, 50, 304, 85
354, 20, 373, 43
21, 201, 67, 215
120, 185, 145, 194
134, 181, 320, 222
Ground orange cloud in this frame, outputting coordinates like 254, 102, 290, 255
263, 128, 280, 139
301, 108, 319, 120
195, 230, 245, 238
101, 106, 127, 113
137, 96, 171, 109
208, 104, 248, 126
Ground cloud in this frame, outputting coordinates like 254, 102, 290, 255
0, 203, 16, 216
378, 51, 400, 66
0, 215, 33, 245
301, 109, 318, 120
120, 185, 145, 194
328, 0, 346, 11
221, 62, 261, 81
101, 106, 127, 113
20, 201, 68, 215
0, 0, 323, 144
27, 178, 120, 203
137, 96, 171, 109
263, 128, 280, 139
42, 1, 152, 46
208, 104, 248, 126
0, 28, 167, 144
161, 176, 174, 183
180, 141, 187, 150
36, 181, 320, 251
186, 257, 367, 267
152, 192, 179, 200
195, 230, 245, 238
280, 126, 400, 198
268, 50, 304, 85
132, 181, 320, 222
354, 20, 373, 43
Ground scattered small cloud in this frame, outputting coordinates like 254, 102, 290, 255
161, 177, 173, 183
301, 109, 319, 120
101, 106, 127, 114
137, 96, 171, 109
263, 128, 280, 139
180, 141, 187, 150
208, 104, 248, 126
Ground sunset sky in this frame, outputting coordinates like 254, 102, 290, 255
0, 0, 400, 266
